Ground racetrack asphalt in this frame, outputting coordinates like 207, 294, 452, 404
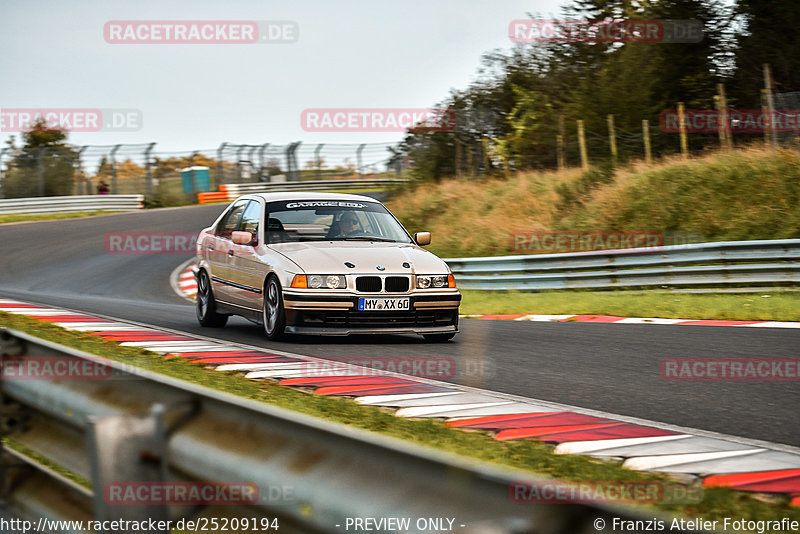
0, 204, 797, 447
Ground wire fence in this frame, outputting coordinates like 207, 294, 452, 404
2, 90, 798, 201
0, 141, 406, 203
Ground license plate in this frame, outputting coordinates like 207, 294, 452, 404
358, 297, 410, 311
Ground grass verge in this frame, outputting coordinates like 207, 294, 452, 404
459, 290, 800, 321
0, 211, 111, 225
1, 310, 798, 526
386, 146, 800, 258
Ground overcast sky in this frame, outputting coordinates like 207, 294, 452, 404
1, 0, 566, 153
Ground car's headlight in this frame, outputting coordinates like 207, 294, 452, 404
416, 275, 456, 289
292, 274, 347, 289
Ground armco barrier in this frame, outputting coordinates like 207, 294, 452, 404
0, 195, 144, 214
220, 178, 407, 195
445, 239, 800, 290
0, 329, 682, 533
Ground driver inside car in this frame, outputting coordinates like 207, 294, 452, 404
340, 213, 362, 234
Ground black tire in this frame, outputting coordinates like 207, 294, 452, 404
423, 333, 456, 343
196, 270, 228, 327
263, 276, 286, 340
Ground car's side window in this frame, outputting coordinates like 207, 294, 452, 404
216, 200, 248, 239
237, 200, 261, 245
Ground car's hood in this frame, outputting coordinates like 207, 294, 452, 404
268, 242, 450, 274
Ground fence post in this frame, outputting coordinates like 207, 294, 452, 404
75, 146, 87, 196
455, 139, 461, 178
482, 138, 490, 174
110, 144, 121, 194
314, 143, 324, 179
0, 147, 9, 198
466, 141, 475, 177
258, 143, 269, 181
577, 120, 589, 171
763, 63, 777, 147
557, 114, 566, 171
642, 120, 652, 164
37, 147, 49, 196
356, 144, 365, 177
678, 103, 688, 159
292, 142, 301, 180
144, 143, 155, 199
716, 84, 732, 150
216, 142, 227, 187
607, 114, 617, 166
235, 145, 246, 182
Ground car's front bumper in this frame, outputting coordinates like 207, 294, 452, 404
284, 324, 458, 336
281, 290, 460, 336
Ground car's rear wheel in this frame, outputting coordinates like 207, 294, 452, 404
263, 276, 286, 340
196, 270, 228, 327
423, 333, 456, 342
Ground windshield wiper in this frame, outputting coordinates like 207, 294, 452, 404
341, 236, 396, 242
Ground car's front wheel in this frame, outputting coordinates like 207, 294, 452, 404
196, 270, 228, 327
263, 276, 286, 340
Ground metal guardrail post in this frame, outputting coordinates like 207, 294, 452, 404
110, 144, 121, 195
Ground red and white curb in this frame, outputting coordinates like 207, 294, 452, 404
465, 314, 800, 328
2, 296, 799, 506
171, 260, 197, 301
170, 263, 800, 329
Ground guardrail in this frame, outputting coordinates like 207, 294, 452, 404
445, 239, 800, 290
0, 195, 144, 215
0, 330, 673, 533
221, 178, 407, 195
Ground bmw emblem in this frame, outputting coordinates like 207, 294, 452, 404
376, 266, 386, 271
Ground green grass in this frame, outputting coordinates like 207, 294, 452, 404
0, 211, 111, 224
1, 311, 799, 527
459, 290, 800, 321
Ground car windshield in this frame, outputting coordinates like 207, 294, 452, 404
264, 200, 414, 244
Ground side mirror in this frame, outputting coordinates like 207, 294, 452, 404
414, 232, 431, 246
232, 231, 255, 245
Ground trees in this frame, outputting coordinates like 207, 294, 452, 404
399, 0, 744, 180
730, 0, 800, 106
1, 120, 79, 198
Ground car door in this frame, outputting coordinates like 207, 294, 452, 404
227, 199, 266, 310
208, 199, 248, 303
